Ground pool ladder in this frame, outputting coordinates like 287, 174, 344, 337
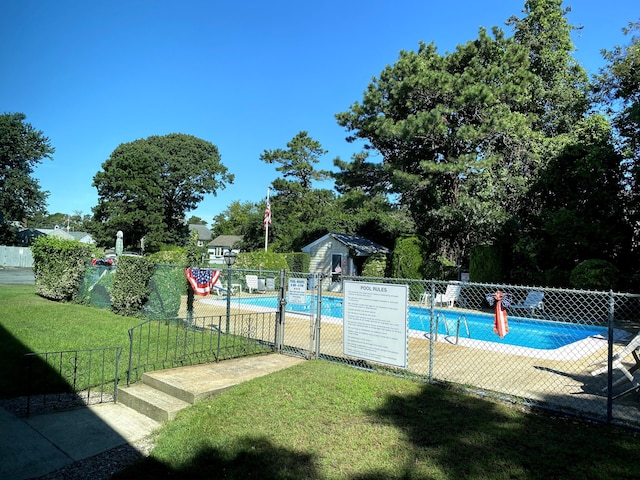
434, 313, 470, 345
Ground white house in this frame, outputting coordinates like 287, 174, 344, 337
207, 235, 243, 265
188, 224, 213, 247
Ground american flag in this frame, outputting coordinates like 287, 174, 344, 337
263, 198, 271, 229
185, 267, 222, 296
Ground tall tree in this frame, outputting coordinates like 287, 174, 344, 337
507, 0, 589, 136
514, 116, 632, 286
336, 27, 536, 266
336, 1, 592, 279
0, 113, 53, 223
594, 21, 640, 260
260, 132, 337, 252
91, 133, 232, 252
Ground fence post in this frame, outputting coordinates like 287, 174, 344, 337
315, 274, 324, 359
606, 290, 615, 422
428, 279, 435, 383
127, 328, 134, 386
114, 347, 121, 403
276, 269, 287, 352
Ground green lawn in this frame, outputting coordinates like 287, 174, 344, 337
0, 285, 141, 397
3, 285, 640, 479
115, 360, 640, 479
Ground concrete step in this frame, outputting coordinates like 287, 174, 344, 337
117, 383, 190, 423
118, 355, 307, 423
142, 369, 236, 404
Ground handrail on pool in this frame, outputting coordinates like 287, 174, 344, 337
455, 314, 470, 345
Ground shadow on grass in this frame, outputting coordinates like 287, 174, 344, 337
361, 382, 640, 479
113, 436, 319, 480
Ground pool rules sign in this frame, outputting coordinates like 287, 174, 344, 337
343, 281, 408, 369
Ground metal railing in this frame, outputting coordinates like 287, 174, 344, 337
24, 346, 121, 416
126, 313, 278, 385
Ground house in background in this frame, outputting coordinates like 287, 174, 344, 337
302, 233, 390, 287
17, 226, 95, 246
188, 224, 212, 247
207, 235, 243, 265
68, 231, 96, 244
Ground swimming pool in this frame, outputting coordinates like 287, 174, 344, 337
231, 295, 607, 351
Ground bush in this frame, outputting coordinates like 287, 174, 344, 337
285, 252, 311, 272
147, 246, 188, 266
570, 259, 620, 291
390, 235, 424, 279
31, 236, 92, 301
111, 256, 156, 316
361, 253, 387, 277
234, 250, 289, 271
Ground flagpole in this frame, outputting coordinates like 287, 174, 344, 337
264, 187, 270, 252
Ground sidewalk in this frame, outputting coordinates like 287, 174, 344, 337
0, 400, 160, 480
0, 354, 305, 480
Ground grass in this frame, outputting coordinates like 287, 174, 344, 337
4, 284, 640, 478
0, 285, 270, 396
114, 360, 640, 479
0, 285, 141, 397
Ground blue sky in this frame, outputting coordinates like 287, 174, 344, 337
1, 1, 638, 227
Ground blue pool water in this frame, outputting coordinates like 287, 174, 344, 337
234, 295, 606, 350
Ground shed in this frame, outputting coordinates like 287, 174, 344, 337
301, 233, 390, 279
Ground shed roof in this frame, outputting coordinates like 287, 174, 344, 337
302, 233, 389, 257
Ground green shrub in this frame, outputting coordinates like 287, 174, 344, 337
285, 252, 311, 272
361, 253, 387, 277
570, 259, 619, 291
390, 235, 424, 279
234, 250, 289, 271
111, 256, 155, 316
31, 236, 92, 301
147, 246, 188, 266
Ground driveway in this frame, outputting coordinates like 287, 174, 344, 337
0, 267, 35, 285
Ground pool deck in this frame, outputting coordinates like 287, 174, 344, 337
191, 293, 640, 425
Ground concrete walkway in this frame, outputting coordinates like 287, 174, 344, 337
0, 354, 305, 480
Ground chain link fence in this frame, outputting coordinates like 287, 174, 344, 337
77, 263, 640, 427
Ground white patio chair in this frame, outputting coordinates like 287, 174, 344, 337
421, 283, 462, 307
245, 275, 259, 294
590, 332, 640, 394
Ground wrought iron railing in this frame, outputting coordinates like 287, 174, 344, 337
24, 346, 122, 416
126, 313, 278, 385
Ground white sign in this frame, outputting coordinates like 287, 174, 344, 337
343, 281, 408, 368
287, 277, 308, 305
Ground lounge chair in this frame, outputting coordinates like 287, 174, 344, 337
211, 280, 233, 296
421, 283, 462, 308
590, 332, 640, 397
245, 275, 259, 293
509, 290, 544, 316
